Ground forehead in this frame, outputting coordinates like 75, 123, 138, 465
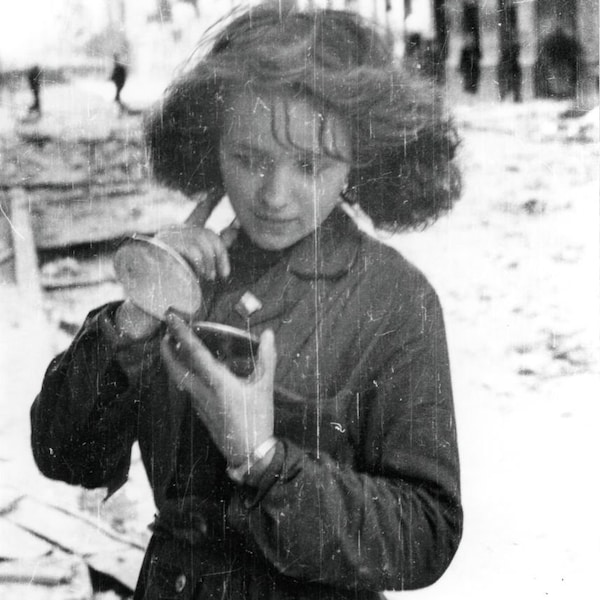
221, 88, 350, 158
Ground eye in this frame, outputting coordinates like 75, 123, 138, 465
297, 158, 318, 175
233, 153, 271, 173
232, 153, 253, 168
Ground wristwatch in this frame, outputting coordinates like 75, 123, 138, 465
226, 436, 278, 484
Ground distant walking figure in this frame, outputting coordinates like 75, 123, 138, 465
110, 54, 127, 111
459, 2, 481, 95
459, 32, 481, 94
498, 41, 522, 102
27, 65, 42, 116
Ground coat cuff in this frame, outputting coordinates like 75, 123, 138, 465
227, 439, 308, 532
227, 439, 285, 518
94, 302, 163, 381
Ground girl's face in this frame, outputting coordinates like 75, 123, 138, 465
219, 88, 351, 250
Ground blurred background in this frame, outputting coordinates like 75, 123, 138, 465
0, 1, 598, 599
1, 0, 598, 104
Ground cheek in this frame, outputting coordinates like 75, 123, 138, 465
297, 184, 341, 227
221, 164, 257, 204
317, 169, 348, 209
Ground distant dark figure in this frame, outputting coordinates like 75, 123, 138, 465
534, 30, 581, 99
498, 42, 522, 102
404, 34, 444, 85
459, 33, 481, 94
110, 54, 127, 110
405, 32, 423, 60
27, 65, 42, 116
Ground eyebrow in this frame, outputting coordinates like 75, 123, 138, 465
272, 99, 350, 163
272, 98, 324, 157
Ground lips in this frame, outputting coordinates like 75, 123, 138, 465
253, 213, 295, 225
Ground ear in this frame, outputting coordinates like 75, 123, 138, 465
339, 181, 354, 204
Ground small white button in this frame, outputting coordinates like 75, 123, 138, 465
235, 291, 263, 318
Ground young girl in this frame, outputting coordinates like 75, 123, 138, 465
31, 5, 462, 599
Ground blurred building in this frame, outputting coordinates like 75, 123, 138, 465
2, 0, 596, 103
444, 0, 598, 102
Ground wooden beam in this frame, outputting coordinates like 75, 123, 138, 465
9, 188, 44, 314
30, 187, 195, 250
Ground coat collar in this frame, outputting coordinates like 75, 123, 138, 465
285, 208, 361, 279
206, 208, 362, 329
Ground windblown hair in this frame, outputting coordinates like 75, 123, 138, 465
145, 2, 461, 231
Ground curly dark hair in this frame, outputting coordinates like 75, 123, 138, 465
145, 3, 461, 231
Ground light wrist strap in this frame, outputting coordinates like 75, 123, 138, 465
226, 436, 278, 484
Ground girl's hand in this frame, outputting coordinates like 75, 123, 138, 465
154, 197, 238, 281
161, 312, 276, 466
155, 225, 238, 282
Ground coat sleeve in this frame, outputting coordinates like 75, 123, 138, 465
30, 302, 160, 493
226, 288, 462, 592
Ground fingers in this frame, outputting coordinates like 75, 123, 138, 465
160, 335, 197, 393
164, 312, 228, 387
220, 223, 239, 248
164, 314, 276, 394
211, 234, 232, 280
160, 332, 219, 408
184, 232, 223, 281
173, 230, 227, 281
158, 228, 231, 281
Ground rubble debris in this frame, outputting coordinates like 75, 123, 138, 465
2, 496, 144, 593
0, 518, 54, 560
0, 551, 93, 600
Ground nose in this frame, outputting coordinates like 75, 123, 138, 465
259, 164, 290, 211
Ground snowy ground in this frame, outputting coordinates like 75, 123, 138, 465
385, 101, 600, 599
1, 79, 599, 599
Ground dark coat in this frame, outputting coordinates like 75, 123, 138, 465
31, 212, 462, 599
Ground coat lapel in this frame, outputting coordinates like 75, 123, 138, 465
214, 210, 362, 329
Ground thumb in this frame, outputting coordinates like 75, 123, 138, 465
220, 221, 239, 248
256, 329, 277, 382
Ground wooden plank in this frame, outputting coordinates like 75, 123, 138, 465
28, 181, 143, 197
0, 487, 23, 513
0, 194, 12, 260
0, 552, 93, 600
0, 195, 15, 282
0, 518, 54, 560
9, 188, 43, 314
6, 497, 145, 590
6, 497, 145, 555
86, 546, 145, 591
31, 187, 195, 249
40, 255, 116, 290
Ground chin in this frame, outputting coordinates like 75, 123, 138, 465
251, 233, 296, 251
254, 237, 291, 251
247, 226, 303, 251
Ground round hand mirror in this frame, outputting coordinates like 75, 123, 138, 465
113, 234, 202, 320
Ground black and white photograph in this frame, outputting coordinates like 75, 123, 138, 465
0, 1, 598, 599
